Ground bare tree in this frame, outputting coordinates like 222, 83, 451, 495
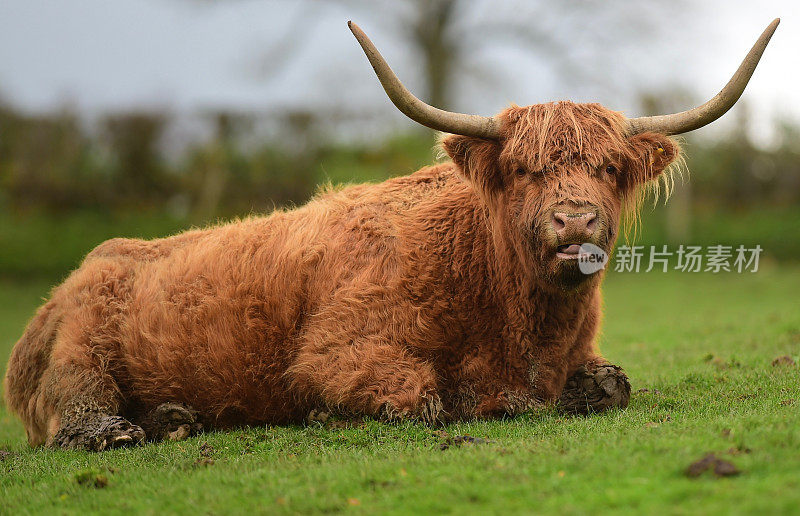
337, 0, 681, 112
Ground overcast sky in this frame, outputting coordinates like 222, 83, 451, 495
0, 0, 796, 145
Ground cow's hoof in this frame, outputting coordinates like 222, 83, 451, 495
475, 390, 542, 419
558, 363, 631, 415
381, 392, 443, 425
307, 408, 332, 424
139, 403, 203, 442
52, 415, 145, 451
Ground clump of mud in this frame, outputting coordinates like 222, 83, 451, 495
772, 355, 797, 367
434, 431, 492, 451
686, 453, 741, 478
307, 409, 363, 429
194, 441, 215, 467
74, 467, 112, 488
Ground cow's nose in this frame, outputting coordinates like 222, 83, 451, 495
552, 210, 598, 238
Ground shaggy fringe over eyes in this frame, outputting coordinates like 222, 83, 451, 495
499, 102, 683, 241
501, 102, 629, 172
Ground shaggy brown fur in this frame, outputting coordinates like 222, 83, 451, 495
4, 102, 678, 448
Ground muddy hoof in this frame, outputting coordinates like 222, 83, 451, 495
138, 403, 202, 442
558, 363, 631, 415
381, 392, 443, 425
52, 415, 145, 451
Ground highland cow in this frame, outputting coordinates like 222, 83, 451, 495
3, 20, 779, 450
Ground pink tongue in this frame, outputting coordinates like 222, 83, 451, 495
561, 244, 581, 254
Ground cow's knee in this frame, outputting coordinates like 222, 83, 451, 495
291, 340, 442, 424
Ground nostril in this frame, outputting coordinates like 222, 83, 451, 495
552, 213, 566, 231
586, 213, 598, 233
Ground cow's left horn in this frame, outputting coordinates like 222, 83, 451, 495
626, 18, 779, 136
348, 21, 501, 139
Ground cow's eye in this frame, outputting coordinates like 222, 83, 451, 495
605, 164, 617, 175
515, 167, 527, 177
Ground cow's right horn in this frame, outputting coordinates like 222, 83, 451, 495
626, 18, 779, 136
348, 21, 501, 139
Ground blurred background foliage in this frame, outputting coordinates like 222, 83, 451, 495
0, 0, 797, 281
1, 99, 798, 281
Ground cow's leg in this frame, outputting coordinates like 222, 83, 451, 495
558, 356, 631, 415
35, 264, 148, 451
43, 342, 146, 450
43, 362, 145, 451
4, 281, 144, 450
290, 334, 441, 424
546, 302, 630, 415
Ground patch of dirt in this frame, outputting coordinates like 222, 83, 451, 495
726, 446, 751, 456
237, 434, 260, 454
435, 431, 493, 451
307, 409, 363, 429
0, 450, 14, 462
686, 453, 741, 478
771, 355, 797, 367
199, 442, 214, 457
780, 399, 796, 406
330, 418, 364, 429
193, 441, 215, 466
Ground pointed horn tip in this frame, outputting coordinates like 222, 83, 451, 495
348, 21, 368, 42
766, 18, 780, 35
761, 18, 780, 40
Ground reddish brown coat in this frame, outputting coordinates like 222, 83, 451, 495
4, 102, 679, 446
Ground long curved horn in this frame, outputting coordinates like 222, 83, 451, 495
626, 19, 779, 136
348, 21, 501, 139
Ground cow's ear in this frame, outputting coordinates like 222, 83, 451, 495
441, 134, 503, 197
625, 133, 680, 186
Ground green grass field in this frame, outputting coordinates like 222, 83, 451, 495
1, 268, 799, 514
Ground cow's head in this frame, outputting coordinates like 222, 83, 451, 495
349, 19, 778, 291
440, 102, 679, 289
